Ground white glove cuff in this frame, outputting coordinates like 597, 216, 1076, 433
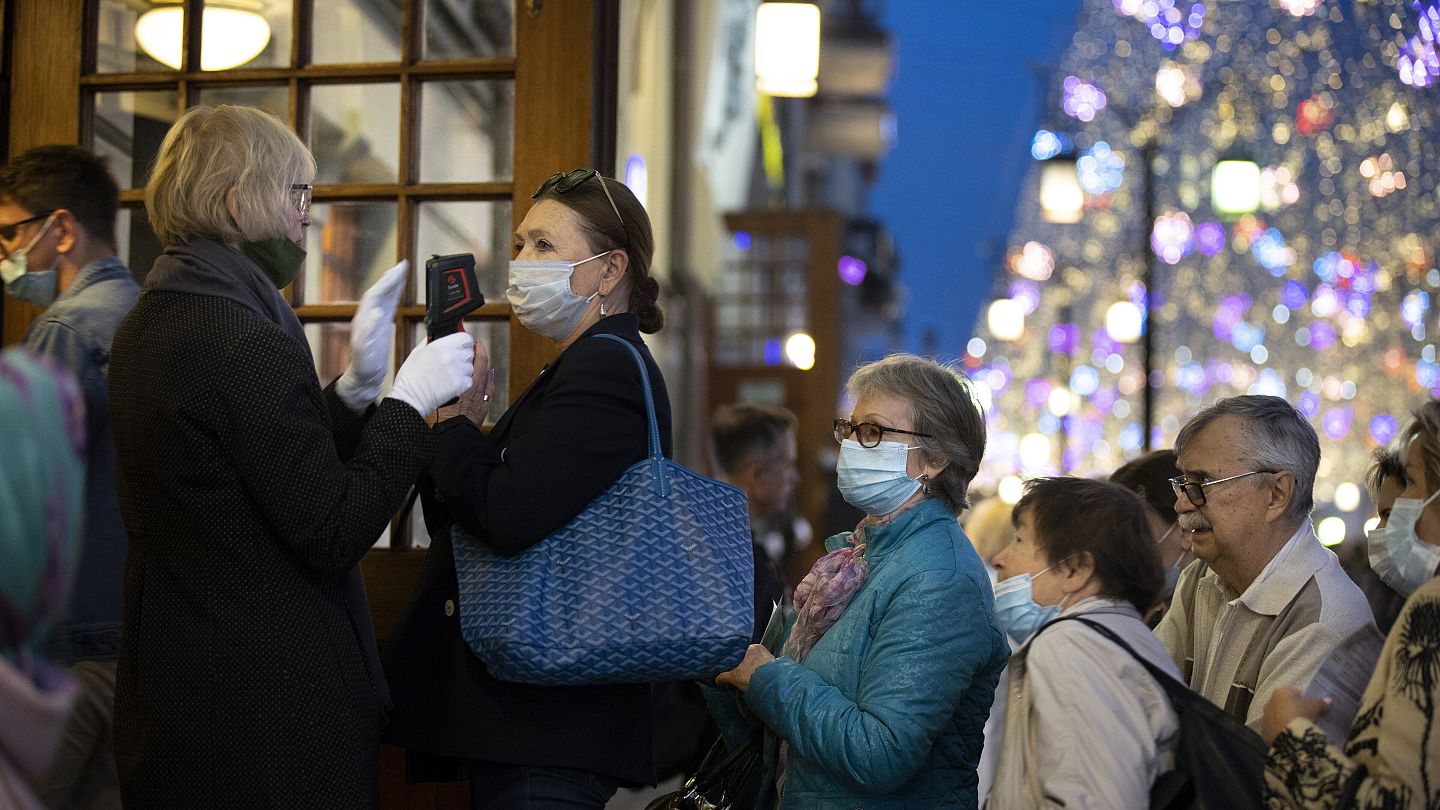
335, 367, 380, 413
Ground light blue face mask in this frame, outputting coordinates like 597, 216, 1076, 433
0, 214, 59, 307
835, 438, 923, 516
1368, 488, 1440, 597
992, 566, 1061, 642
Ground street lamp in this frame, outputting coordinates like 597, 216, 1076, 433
755, 3, 821, 98
1039, 158, 1084, 224
1211, 159, 1262, 218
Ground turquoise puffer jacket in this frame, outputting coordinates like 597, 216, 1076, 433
714, 498, 1008, 809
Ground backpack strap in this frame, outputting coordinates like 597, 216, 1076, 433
1031, 615, 1192, 710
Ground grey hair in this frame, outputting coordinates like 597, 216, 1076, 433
846, 354, 985, 515
146, 105, 315, 247
1174, 394, 1320, 523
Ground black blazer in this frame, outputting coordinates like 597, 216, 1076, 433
383, 314, 672, 786
108, 289, 434, 809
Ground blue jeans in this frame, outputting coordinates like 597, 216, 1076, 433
469, 761, 621, 810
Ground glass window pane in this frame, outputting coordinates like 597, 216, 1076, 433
310, 84, 400, 183
313, 0, 401, 64
304, 321, 354, 385
115, 207, 164, 283
200, 2, 291, 72
425, 0, 514, 59
420, 81, 514, 183
92, 90, 179, 189
414, 202, 511, 306
197, 85, 289, 120
409, 319, 510, 426
300, 201, 399, 305
97, 0, 178, 73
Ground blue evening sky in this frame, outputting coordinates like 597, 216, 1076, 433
870, 2, 1085, 358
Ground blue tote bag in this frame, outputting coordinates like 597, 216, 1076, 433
452, 334, 754, 685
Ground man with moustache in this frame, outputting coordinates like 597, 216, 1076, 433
1156, 395, 1375, 732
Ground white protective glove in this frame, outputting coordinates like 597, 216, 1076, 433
335, 260, 409, 412
388, 331, 476, 416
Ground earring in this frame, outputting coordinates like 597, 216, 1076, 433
599, 292, 607, 317
919, 473, 932, 496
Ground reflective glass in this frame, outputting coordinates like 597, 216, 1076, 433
414, 202, 510, 306
420, 81, 514, 183
309, 83, 401, 183
114, 207, 164, 282
313, 0, 401, 64
91, 90, 179, 189
95, 0, 178, 73
300, 201, 399, 305
198, 85, 289, 120
425, 0, 513, 59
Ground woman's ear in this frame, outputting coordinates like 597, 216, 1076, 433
225, 187, 243, 231
603, 249, 629, 282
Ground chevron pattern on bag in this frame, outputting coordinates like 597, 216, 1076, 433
452, 459, 754, 685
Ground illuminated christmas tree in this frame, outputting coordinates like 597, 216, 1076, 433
971, 0, 1440, 526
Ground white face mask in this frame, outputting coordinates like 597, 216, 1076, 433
0, 214, 59, 307
506, 251, 611, 342
1368, 488, 1440, 597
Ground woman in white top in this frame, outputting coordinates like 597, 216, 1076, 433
986, 476, 1181, 809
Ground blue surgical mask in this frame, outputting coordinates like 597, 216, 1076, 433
1368, 488, 1440, 597
0, 214, 59, 307
835, 438, 922, 516
993, 566, 1060, 642
506, 252, 612, 343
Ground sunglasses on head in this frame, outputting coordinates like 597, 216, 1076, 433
532, 168, 625, 230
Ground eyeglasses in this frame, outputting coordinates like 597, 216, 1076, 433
532, 168, 625, 230
833, 418, 933, 448
0, 211, 54, 243
1169, 470, 1275, 507
290, 184, 312, 217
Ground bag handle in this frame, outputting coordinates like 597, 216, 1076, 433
592, 333, 669, 496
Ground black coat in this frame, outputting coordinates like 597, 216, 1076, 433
108, 245, 435, 809
383, 314, 672, 786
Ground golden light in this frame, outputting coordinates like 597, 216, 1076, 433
1387, 101, 1410, 132
987, 299, 1025, 342
784, 332, 816, 370
1047, 387, 1074, 417
1211, 159, 1261, 217
998, 475, 1025, 505
136, 2, 271, 72
1019, 433, 1053, 471
1333, 482, 1361, 512
1316, 516, 1347, 547
1039, 159, 1084, 224
1105, 301, 1144, 344
755, 3, 821, 98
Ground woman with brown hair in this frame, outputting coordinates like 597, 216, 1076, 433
384, 168, 669, 809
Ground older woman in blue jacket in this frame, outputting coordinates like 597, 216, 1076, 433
714, 354, 1009, 809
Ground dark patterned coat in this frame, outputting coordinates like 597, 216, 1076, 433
383, 314, 671, 786
108, 271, 435, 808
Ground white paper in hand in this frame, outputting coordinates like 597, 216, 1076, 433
1303, 623, 1385, 742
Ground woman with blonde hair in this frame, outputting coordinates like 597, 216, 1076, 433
107, 105, 474, 808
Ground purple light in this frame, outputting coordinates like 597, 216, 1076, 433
1212, 293, 1252, 341
1049, 323, 1081, 355
733, 231, 752, 251
1062, 76, 1107, 122
1322, 407, 1353, 441
1370, 414, 1399, 445
1093, 328, 1120, 356
1092, 386, 1117, 413
1297, 391, 1321, 419
1024, 379, 1053, 408
1309, 321, 1337, 351
763, 338, 782, 366
1010, 280, 1042, 314
1281, 280, 1309, 310
838, 255, 867, 285
1195, 222, 1226, 256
